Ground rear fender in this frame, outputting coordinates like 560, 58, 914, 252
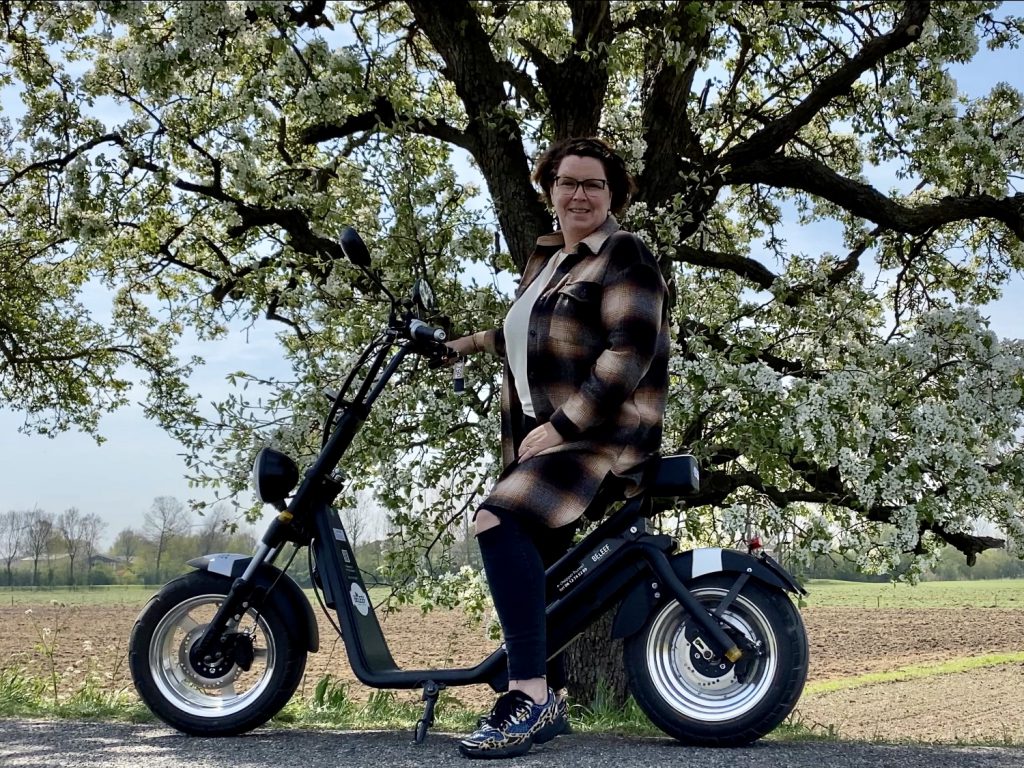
187, 553, 319, 653
611, 548, 802, 640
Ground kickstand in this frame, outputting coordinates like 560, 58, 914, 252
413, 680, 444, 744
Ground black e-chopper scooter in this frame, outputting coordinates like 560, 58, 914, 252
129, 227, 809, 746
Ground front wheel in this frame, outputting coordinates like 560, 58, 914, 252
129, 570, 308, 736
623, 574, 808, 746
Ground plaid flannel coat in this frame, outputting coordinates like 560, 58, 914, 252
470, 216, 670, 528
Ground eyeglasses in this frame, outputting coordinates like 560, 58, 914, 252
553, 176, 608, 195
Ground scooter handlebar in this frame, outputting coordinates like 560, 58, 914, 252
408, 319, 447, 343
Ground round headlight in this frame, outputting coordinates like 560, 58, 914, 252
252, 447, 300, 504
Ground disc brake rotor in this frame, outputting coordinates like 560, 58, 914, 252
179, 626, 244, 687
683, 622, 735, 679
676, 627, 738, 692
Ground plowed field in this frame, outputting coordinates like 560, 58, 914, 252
2, 590, 1023, 743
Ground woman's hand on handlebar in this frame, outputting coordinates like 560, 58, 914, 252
444, 335, 478, 364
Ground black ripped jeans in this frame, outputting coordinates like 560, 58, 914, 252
476, 414, 578, 688
476, 505, 578, 687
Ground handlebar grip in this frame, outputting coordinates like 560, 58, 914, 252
409, 319, 447, 343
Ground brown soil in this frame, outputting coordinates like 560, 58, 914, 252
3, 601, 1023, 742
793, 664, 1024, 743
803, 606, 1024, 680
799, 607, 1024, 742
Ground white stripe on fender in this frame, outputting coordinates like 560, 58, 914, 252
206, 553, 245, 577
691, 548, 723, 578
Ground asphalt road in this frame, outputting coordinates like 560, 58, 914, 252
1, 719, 1021, 768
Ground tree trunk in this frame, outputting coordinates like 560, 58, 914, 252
563, 609, 629, 709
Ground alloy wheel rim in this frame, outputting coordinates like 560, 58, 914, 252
148, 594, 276, 718
645, 586, 778, 722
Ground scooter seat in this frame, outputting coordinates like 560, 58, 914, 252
648, 454, 700, 497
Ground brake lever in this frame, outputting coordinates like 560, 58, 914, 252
425, 347, 457, 370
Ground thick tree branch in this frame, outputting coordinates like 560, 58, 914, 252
283, 0, 333, 29
690, 467, 840, 510
674, 243, 778, 289
123, 152, 348, 271
779, 228, 882, 304
638, 2, 710, 199
0, 132, 122, 192
497, 59, 543, 113
243, 0, 334, 29
723, 1, 930, 166
689, 459, 1005, 562
404, 0, 548, 270
299, 95, 471, 150
924, 525, 1004, 566
0, 132, 332, 311
515, 1, 612, 139
726, 154, 1024, 239
0, 330, 163, 372
793, 455, 1007, 560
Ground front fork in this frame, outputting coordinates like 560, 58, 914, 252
189, 522, 288, 671
191, 448, 345, 670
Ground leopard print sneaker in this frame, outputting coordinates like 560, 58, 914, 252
458, 688, 559, 759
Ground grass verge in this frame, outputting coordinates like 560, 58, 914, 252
0, 667, 659, 736
5, 657, 1023, 744
0, 666, 856, 745
0, 667, 153, 723
803, 651, 1024, 695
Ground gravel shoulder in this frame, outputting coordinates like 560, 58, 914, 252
2, 718, 1023, 768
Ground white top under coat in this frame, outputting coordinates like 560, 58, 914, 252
503, 249, 568, 418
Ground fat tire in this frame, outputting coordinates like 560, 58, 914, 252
129, 570, 307, 736
623, 573, 808, 746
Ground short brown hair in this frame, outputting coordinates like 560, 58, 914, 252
531, 136, 638, 215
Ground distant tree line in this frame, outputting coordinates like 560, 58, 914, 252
0, 487, 439, 591
5, 492, 1019, 590
0, 497, 256, 587
803, 543, 1024, 582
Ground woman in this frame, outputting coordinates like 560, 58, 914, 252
447, 137, 670, 759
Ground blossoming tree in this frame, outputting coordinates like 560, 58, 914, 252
2, 0, 1023, 702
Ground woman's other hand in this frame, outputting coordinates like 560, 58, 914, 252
518, 423, 565, 462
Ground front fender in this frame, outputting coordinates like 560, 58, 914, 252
611, 547, 803, 640
188, 553, 319, 653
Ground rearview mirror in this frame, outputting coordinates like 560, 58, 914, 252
411, 278, 436, 315
340, 227, 371, 267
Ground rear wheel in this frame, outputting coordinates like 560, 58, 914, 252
129, 570, 307, 736
623, 574, 807, 746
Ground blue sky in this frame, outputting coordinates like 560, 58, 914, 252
1, 19, 1022, 548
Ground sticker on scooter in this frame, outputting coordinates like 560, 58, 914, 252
350, 583, 370, 616
333, 527, 347, 542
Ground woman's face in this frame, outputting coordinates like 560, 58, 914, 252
551, 154, 611, 241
